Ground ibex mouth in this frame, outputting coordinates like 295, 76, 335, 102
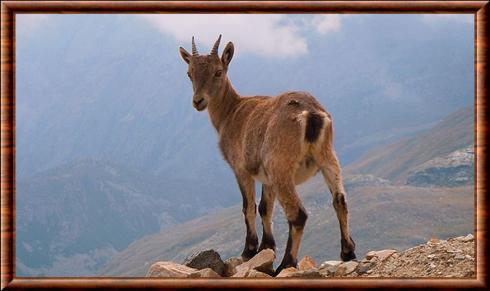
193, 98, 207, 111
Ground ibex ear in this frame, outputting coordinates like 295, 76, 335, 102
221, 42, 234, 68
179, 47, 191, 64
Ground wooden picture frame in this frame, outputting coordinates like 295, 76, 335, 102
1, 0, 488, 289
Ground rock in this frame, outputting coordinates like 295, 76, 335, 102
319, 261, 342, 277
427, 254, 436, 259
319, 260, 342, 269
224, 257, 243, 277
365, 249, 397, 262
357, 261, 375, 274
232, 268, 249, 277
146, 261, 197, 278
462, 234, 474, 242
183, 249, 225, 276
188, 268, 221, 278
233, 249, 275, 276
276, 267, 299, 278
278, 269, 323, 278
455, 254, 465, 260
296, 269, 323, 278
335, 261, 359, 276
246, 269, 272, 278
465, 255, 474, 261
298, 256, 317, 271
428, 237, 440, 245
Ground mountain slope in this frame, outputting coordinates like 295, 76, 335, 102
100, 183, 473, 276
346, 107, 473, 184
16, 159, 235, 276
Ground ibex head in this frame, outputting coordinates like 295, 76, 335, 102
179, 35, 234, 111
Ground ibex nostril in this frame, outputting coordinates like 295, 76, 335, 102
194, 99, 203, 106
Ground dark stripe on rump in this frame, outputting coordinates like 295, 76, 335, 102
305, 112, 324, 143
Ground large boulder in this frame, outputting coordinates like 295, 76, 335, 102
233, 249, 275, 277
146, 261, 197, 278
183, 249, 226, 276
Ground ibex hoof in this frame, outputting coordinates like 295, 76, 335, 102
341, 250, 357, 261
340, 236, 356, 261
274, 258, 297, 276
241, 247, 258, 262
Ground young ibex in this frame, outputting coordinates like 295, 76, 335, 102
179, 35, 356, 275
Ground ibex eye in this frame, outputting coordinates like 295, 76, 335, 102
215, 70, 223, 77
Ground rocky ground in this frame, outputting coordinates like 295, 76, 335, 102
146, 234, 475, 279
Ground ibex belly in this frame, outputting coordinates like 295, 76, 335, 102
251, 156, 319, 185
294, 156, 320, 185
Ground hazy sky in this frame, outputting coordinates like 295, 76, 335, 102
17, 13, 473, 58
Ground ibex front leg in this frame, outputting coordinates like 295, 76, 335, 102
321, 152, 356, 261
258, 184, 276, 252
236, 174, 258, 261
273, 181, 308, 275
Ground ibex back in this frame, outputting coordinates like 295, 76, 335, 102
179, 35, 356, 275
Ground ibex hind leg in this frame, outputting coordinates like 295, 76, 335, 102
319, 153, 356, 261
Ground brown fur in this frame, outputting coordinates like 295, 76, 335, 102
179, 36, 356, 275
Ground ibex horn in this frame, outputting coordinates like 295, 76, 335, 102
192, 36, 198, 56
210, 34, 221, 56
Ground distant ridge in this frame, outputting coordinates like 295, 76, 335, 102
346, 107, 473, 184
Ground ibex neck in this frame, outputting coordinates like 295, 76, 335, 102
207, 79, 240, 132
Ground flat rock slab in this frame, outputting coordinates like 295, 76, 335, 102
246, 269, 272, 278
146, 261, 197, 278
184, 249, 225, 276
188, 268, 221, 278
234, 249, 275, 276
285, 269, 323, 278
366, 249, 397, 262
